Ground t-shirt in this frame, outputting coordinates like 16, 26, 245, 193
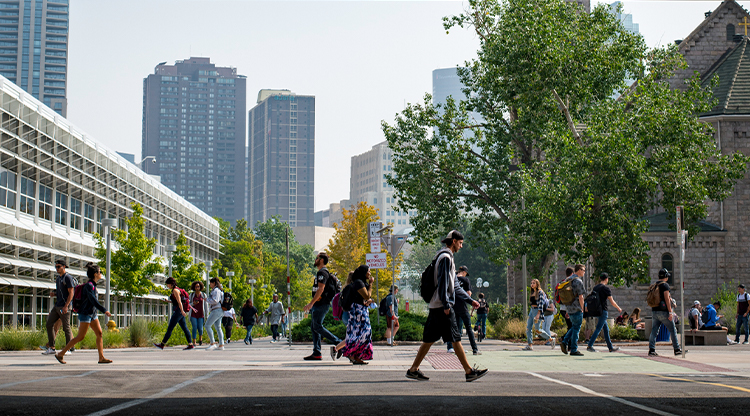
454, 274, 472, 312
651, 282, 670, 312
54, 272, 76, 308
476, 298, 488, 314
689, 307, 702, 329
592, 283, 612, 312
564, 277, 586, 314
737, 293, 750, 315
351, 279, 370, 306
223, 307, 236, 319
190, 292, 205, 319
241, 306, 257, 325
265, 301, 285, 325
385, 293, 398, 317
312, 268, 331, 306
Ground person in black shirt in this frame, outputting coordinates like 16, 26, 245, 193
240, 299, 258, 345
446, 266, 479, 355
648, 269, 683, 357
153, 277, 195, 351
473, 293, 489, 339
586, 273, 622, 353
303, 252, 342, 360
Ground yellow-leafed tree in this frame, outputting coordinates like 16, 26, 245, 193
326, 201, 402, 302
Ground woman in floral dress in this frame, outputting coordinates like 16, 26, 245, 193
342, 264, 374, 365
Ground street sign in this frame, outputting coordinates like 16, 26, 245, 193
368, 221, 383, 253
366, 252, 387, 269
381, 234, 409, 258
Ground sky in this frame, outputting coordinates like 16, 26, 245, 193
65, 1, 750, 212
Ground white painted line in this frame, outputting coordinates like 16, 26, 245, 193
85, 370, 223, 416
526, 372, 676, 416
0, 370, 99, 389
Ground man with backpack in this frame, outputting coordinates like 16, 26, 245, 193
384, 286, 400, 346
42, 260, 76, 356
446, 265, 479, 355
303, 252, 342, 360
586, 272, 622, 353
406, 230, 487, 382
735, 284, 749, 344
646, 268, 683, 357
559, 264, 587, 356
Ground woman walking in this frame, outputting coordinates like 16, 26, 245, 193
341, 265, 374, 365
331, 272, 354, 361
153, 277, 194, 350
524, 279, 553, 350
222, 305, 237, 343
240, 299, 258, 345
205, 277, 225, 350
189, 281, 208, 346
55, 263, 112, 364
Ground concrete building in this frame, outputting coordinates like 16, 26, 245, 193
0, 75, 220, 329
0, 0, 69, 116
293, 226, 335, 254
248, 89, 315, 227
141, 57, 247, 223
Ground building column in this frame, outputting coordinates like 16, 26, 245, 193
12, 285, 18, 329
31, 287, 37, 329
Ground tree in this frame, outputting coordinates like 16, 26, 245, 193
327, 201, 402, 301
216, 220, 272, 310
94, 203, 163, 304
170, 231, 206, 291
382, 0, 748, 286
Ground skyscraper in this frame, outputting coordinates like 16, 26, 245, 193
610, 1, 640, 35
248, 89, 315, 227
142, 57, 247, 223
0, 0, 69, 116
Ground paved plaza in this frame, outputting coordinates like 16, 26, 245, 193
1, 338, 749, 415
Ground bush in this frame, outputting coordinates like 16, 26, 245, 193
487, 303, 522, 326
609, 324, 639, 340
292, 309, 426, 342
711, 280, 739, 334
495, 318, 526, 340
128, 318, 152, 347
0, 329, 28, 351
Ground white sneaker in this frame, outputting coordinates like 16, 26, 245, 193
217, 345, 225, 351
270, 340, 276, 343
42, 348, 56, 355
206, 344, 217, 350
64, 350, 72, 355
743, 341, 749, 345
447, 348, 454, 354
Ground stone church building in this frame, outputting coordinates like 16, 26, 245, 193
507, 0, 750, 315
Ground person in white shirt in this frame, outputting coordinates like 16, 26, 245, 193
264, 294, 286, 343
222, 306, 237, 343
205, 278, 225, 350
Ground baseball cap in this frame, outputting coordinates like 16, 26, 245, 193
441, 230, 464, 245
693, 300, 701, 306
458, 265, 469, 276
739, 284, 746, 289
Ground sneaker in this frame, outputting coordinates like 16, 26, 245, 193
447, 348, 455, 354
648, 350, 659, 357
609, 346, 620, 352
560, 342, 568, 355
473, 350, 482, 355
330, 346, 337, 361
184, 345, 195, 350
586, 347, 597, 353
227, 339, 231, 343
39, 345, 48, 351
244, 340, 249, 345
303, 354, 322, 361
70, 348, 75, 353
743, 341, 749, 345
728, 340, 738, 345
674, 349, 684, 356
64, 350, 72, 356
206, 344, 217, 351
570, 351, 584, 356
217, 345, 224, 351
153, 343, 165, 350
199, 341, 202, 346
522, 345, 533, 351
550, 338, 556, 350
42, 348, 56, 355
465, 367, 488, 382
271, 340, 276, 343
406, 369, 429, 381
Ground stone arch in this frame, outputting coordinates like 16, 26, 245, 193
727, 23, 736, 41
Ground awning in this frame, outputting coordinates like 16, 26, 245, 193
4, 277, 32, 287
143, 293, 168, 300
0, 276, 10, 285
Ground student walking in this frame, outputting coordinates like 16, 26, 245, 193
332, 272, 354, 361
240, 299, 258, 345
189, 281, 208, 346
406, 230, 487, 382
385, 286, 400, 346
647, 268, 683, 357
54, 263, 112, 364
42, 259, 76, 356
302, 252, 342, 360
446, 266, 479, 355
153, 277, 194, 350
557, 267, 575, 333
735, 284, 749, 344
560, 264, 587, 356
474, 293, 489, 340
524, 279, 553, 350
222, 306, 237, 343
264, 294, 286, 343
586, 273, 622, 353
205, 277, 225, 351
341, 265, 375, 365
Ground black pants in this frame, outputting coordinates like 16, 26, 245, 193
271, 324, 279, 340
222, 317, 234, 340
561, 311, 572, 331
446, 307, 478, 352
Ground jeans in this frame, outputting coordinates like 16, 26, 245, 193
527, 307, 551, 344
311, 303, 341, 355
205, 308, 225, 345
244, 324, 254, 343
279, 321, 287, 338
46, 306, 72, 349
735, 315, 749, 342
162, 310, 192, 344
271, 324, 279, 340
447, 307, 477, 352
540, 314, 553, 340
477, 313, 487, 338
562, 311, 583, 353
649, 311, 680, 351
587, 310, 613, 350
190, 317, 204, 341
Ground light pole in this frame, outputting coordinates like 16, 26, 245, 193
226, 271, 234, 292
166, 245, 176, 279
247, 278, 256, 303
102, 218, 118, 326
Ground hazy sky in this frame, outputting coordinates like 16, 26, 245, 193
66, 1, 747, 212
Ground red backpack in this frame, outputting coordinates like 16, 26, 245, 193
72, 282, 93, 312
176, 287, 196, 314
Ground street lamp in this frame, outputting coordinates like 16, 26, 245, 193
139, 156, 156, 170
102, 218, 118, 325
247, 278, 257, 303
226, 271, 234, 291
166, 245, 176, 279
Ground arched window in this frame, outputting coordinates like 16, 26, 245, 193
661, 253, 674, 286
728, 24, 736, 41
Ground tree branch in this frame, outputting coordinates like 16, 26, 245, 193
552, 89, 584, 146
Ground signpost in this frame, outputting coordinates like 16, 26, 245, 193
381, 233, 409, 346
677, 206, 686, 359
369, 222, 385, 324
366, 252, 387, 269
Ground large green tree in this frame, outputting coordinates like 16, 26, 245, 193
170, 231, 207, 291
382, 0, 747, 286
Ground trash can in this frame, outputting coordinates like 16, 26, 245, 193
656, 324, 670, 342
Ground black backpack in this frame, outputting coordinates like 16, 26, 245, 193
379, 296, 388, 316
420, 249, 450, 303
584, 290, 602, 317
221, 292, 234, 311
321, 268, 341, 303
340, 284, 354, 312
701, 308, 710, 326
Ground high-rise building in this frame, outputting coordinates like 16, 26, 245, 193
141, 57, 247, 223
0, 0, 69, 116
610, 1, 640, 35
248, 89, 315, 227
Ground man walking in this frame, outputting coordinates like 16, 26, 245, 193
406, 230, 487, 382
735, 284, 749, 345
303, 253, 342, 360
42, 260, 76, 355
385, 286, 400, 346
264, 294, 286, 343
586, 272, 622, 353
446, 265, 480, 355
560, 264, 586, 356
648, 268, 684, 357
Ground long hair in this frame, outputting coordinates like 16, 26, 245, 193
244, 298, 253, 308
210, 277, 222, 290
631, 307, 641, 321
85, 262, 100, 281
530, 279, 541, 295
345, 272, 354, 286
352, 265, 369, 283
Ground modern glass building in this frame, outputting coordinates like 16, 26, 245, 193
0, 75, 220, 329
0, 0, 68, 116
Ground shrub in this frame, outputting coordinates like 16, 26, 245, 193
0, 329, 27, 351
495, 318, 526, 340
128, 318, 153, 347
291, 309, 426, 342
609, 324, 639, 340
711, 280, 739, 334
487, 303, 522, 326
103, 329, 127, 348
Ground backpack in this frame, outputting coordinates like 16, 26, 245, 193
320, 268, 341, 303
555, 279, 575, 305
646, 282, 663, 308
584, 289, 602, 317
176, 287, 195, 314
701, 308, 710, 326
379, 296, 389, 316
71, 282, 92, 313
221, 291, 233, 311
331, 293, 343, 321
340, 284, 354, 313
420, 249, 450, 303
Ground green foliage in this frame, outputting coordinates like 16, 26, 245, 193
171, 231, 206, 291
291, 310, 427, 342
487, 303, 522, 326
711, 281, 739, 334
382, 0, 748, 286
494, 318, 526, 340
609, 324, 639, 341
128, 318, 152, 347
94, 203, 163, 302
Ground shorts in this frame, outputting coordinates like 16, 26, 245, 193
423, 307, 460, 344
78, 312, 98, 323
387, 315, 398, 325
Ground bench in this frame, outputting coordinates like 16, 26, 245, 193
683, 329, 727, 346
